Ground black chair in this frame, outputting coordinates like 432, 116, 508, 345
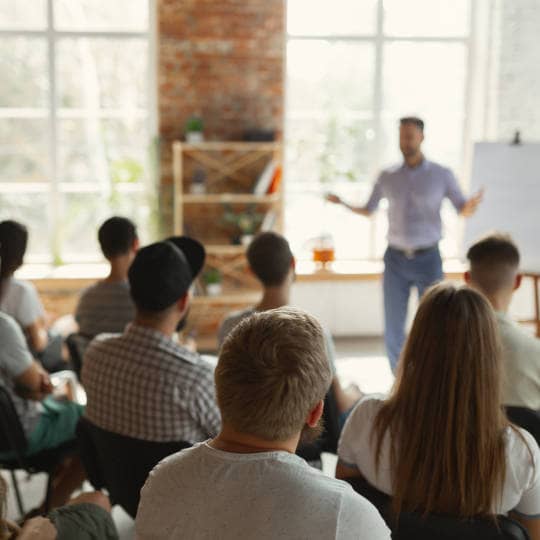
345, 477, 530, 540
296, 386, 341, 462
0, 386, 78, 517
65, 333, 91, 379
506, 406, 540, 445
76, 417, 191, 518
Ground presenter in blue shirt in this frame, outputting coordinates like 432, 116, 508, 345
326, 117, 483, 370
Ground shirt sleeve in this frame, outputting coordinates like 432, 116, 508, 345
444, 169, 467, 212
337, 488, 391, 540
364, 173, 385, 213
513, 430, 540, 517
323, 328, 337, 376
0, 314, 34, 378
189, 363, 221, 438
17, 280, 45, 328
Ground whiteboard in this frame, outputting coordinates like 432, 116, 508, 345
463, 142, 540, 272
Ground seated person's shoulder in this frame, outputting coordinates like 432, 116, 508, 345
218, 307, 255, 344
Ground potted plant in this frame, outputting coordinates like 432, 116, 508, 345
222, 204, 264, 245
185, 116, 204, 143
203, 267, 222, 296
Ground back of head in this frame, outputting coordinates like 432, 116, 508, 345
373, 282, 507, 517
98, 216, 137, 259
247, 232, 293, 287
467, 233, 520, 296
0, 220, 28, 282
216, 307, 331, 441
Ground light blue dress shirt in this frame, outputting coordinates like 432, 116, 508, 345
365, 159, 466, 250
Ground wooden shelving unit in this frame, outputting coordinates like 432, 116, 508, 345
173, 141, 283, 351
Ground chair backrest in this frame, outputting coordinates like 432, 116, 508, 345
345, 477, 530, 540
0, 385, 28, 465
76, 417, 191, 518
506, 406, 540, 445
65, 333, 91, 378
296, 386, 341, 461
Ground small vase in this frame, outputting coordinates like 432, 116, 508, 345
206, 283, 222, 297
241, 235, 254, 246
186, 132, 204, 143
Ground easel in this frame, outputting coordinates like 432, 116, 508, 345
520, 272, 540, 337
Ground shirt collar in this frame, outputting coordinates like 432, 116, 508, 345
401, 156, 429, 171
124, 322, 199, 364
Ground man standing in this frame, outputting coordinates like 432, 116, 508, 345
327, 117, 482, 370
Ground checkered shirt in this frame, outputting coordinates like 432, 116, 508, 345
82, 323, 221, 443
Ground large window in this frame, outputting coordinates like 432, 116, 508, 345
0, 0, 154, 263
285, 0, 472, 260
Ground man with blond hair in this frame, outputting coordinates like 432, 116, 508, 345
135, 308, 390, 540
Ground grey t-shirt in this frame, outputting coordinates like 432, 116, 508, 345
497, 312, 540, 410
0, 312, 42, 436
136, 442, 390, 540
218, 308, 337, 374
76, 280, 135, 338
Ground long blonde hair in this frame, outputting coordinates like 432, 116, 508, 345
373, 283, 509, 518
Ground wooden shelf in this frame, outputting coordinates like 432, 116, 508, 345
182, 193, 280, 204
177, 141, 279, 152
205, 245, 246, 255
192, 292, 261, 304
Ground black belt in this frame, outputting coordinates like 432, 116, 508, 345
388, 244, 438, 259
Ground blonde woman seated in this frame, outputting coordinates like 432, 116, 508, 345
336, 283, 540, 540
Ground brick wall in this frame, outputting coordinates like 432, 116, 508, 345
157, 0, 286, 231
497, 0, 540, 140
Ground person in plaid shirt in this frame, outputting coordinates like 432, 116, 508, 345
82, 236, 220, 443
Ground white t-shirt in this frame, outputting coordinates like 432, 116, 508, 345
0, 312, 42, 436
0, 277, 45, 327
338, 395, 540, 517
136, 442, 390, 540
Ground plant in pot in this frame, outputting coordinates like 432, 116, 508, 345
185, 116, 204, 143
203, 267, 222, 296
222, 204, 264, 245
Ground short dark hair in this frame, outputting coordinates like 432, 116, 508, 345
466, 233, 520, 295
247, 232, 293, 287
98, 217, 137, 259
400, 116, 424, 132
0, 220, 28, 279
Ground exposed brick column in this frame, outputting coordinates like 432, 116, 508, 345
157, 0, 286, 231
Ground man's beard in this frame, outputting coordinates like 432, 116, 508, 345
299, 417, 324, 446
175, 308, 190, 332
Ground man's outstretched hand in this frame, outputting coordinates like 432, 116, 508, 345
461, 188, 484, 217
325, 193, 342, 205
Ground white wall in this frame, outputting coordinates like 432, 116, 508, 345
290, 277, 537, 337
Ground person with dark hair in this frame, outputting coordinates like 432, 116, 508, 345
82, 236, 220, 444
218, 231, 362, 419
337, 283, 540, 540
136, 308, 390, 540
0, 220, 65, 372
465, 233, 540, 410
326, 117, 484, 370
75, 217, 138, 341
0, 311, 85, 513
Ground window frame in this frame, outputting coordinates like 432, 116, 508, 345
284, 0, 477, 261
0, 0, 157, 263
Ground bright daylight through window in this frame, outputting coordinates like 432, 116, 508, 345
0, 0, 153, 264
285, 0, 471, 261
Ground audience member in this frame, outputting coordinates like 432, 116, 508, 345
75, 216, 138, 341
82, 236, 220, 443
136, 307, 390, 539
218, 231, 362, 418
0, 312, 85, 511
0, 479, 117, 540
0, 220, 65, 372
466, 233, 540, 410
336, 283, 540, 540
